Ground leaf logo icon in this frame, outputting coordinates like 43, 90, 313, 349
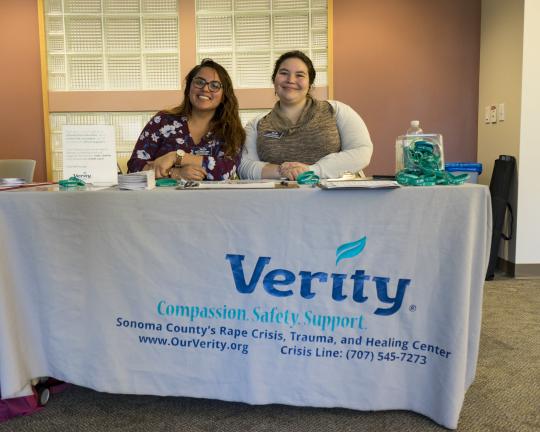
336, 236, 367, 265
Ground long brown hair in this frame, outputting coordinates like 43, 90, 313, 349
167, 59, 245, 158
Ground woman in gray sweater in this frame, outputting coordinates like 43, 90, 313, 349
239, 51, 373, 180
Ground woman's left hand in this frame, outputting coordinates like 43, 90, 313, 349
169, 164, 207, 181
280, 162, 310, 180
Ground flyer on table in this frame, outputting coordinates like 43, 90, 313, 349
62, 125, 117, 185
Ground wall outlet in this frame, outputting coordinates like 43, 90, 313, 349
490, 105, 497, 124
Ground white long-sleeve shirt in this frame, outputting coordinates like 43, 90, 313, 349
238, 100, 373, 179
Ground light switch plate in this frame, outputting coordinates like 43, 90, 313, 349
498, 103, 505, 121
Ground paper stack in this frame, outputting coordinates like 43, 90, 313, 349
318, 179, 399, 189
0, 178, 26, 186
118, 170, 155, 190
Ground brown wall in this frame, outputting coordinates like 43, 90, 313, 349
334, 0, 481, 175
0, 1, 46, 181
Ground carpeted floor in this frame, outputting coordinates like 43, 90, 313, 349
1, 277, 539, 432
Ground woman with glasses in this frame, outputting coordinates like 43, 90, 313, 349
128, 59, 245, 181
238, 51, 373, 180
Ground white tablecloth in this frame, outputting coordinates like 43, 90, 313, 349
0, 185, 491, 428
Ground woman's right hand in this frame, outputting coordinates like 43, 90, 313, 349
152, 151, 177, 178
170, 165, 207, 181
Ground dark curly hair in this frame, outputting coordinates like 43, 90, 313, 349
272, 51, 316, 87
167, 59, 245, 158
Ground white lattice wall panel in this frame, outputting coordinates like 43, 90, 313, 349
142, 0, 177, 13
46, 0, 63, 14
48, 55, 65, 74
196, 0, 232, 11
312, 10, 327, 29
312, 30, 328, 49
273, 14, 309, 49
311, 50, 327, 69
236, 53, 272, 88
197, 15, 233, 50
273, 0, 309, 9
107, 57, 142, 89
235, 0, 269, 11
311, 0, 327, 8
105, 18, 141, 52
197, 53, 233, 72
65, 17, 103, 52
143, 17, 179, 50
235, 15, 271, 50
48, 109, 267, 180
104, 0, 140, 14
196, 0, 328, 88
64, 0, 101, 14
68, 56, 104, 90
144, 54, 179, 89
46, 15, 64, 34
44, 0, 179, 91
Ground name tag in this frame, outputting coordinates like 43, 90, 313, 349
263, 130, 284, 139
193, 148, 210, 156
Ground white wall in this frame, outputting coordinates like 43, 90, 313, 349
516, 0, 540, 264
477, 0, 523, 264
478, 0, 540, 273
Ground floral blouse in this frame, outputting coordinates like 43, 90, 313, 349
127, 112, 239, 180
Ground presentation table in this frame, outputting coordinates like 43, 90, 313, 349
0, 184, 491, 429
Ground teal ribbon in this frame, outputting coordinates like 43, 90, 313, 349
296, 171, 320, 185
58, 176, 86, 188
397, 140, 469, 186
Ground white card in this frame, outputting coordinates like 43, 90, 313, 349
62, 125, 118, 185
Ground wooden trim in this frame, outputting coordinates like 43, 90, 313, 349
497, 257, 540, 279
48, 91, 184, 112
48, 87, 329, 112
37, 0, 52, 181
179, 0, 197, 80
515, 264, 540, 279
327, 0, 334, 100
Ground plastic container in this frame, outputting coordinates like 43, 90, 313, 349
396, 133, 444, 172
445, 162, 483, 184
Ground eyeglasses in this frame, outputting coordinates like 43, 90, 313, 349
192, 77, 223, 92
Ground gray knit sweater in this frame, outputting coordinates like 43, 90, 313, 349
239, 99, 373, 179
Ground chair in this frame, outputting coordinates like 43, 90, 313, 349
0, 159, 36, 183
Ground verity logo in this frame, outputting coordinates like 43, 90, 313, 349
336, 236, 367, 265
225, 237, 411, 316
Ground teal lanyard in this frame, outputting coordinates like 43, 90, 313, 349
397, 140, 469, 186
296, 171, 320, 185
58, 176, 86, 188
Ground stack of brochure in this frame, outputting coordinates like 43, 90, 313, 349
318, 179, 399, 189
0, 178, 26, 186
118, 171, 155, 190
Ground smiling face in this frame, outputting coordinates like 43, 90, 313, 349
273, 57, 311, 107
189, 67, 223, 113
